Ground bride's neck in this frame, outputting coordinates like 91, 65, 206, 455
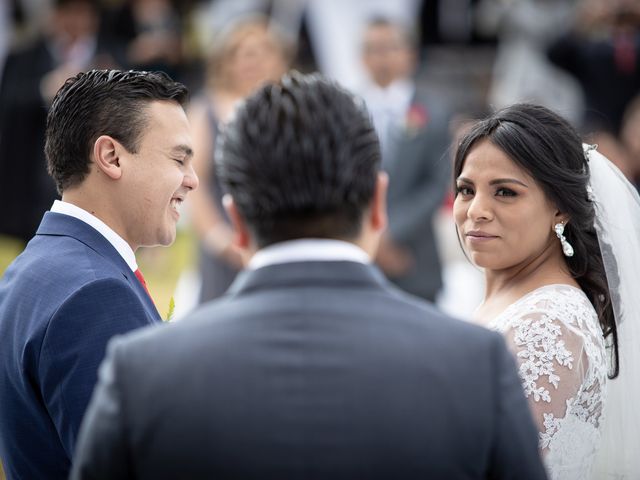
483, 243, 574, 301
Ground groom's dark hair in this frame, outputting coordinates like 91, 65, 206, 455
218, 72, 381, 247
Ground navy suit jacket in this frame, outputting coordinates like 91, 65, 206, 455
0, 212, 161, 479
72, 260, 547, 480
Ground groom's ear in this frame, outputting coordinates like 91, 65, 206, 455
369, 171, 388, 233
223, 194, 251, 250
357, 172, 388, 257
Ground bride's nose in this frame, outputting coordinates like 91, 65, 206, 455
467, 192, 493, 222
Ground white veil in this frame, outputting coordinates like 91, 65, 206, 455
586, 145, 640, 479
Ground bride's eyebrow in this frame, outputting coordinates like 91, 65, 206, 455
455, 177, 529, 188
489, 178, 529, 188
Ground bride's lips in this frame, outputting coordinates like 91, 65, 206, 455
465, 230, 499, 243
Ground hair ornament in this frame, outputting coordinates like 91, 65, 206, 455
583, 143, 598, 161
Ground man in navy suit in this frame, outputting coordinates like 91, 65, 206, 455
0, 69, 198, 479
71, 73, 546, 479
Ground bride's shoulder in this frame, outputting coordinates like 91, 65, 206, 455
491, 284, 597, 330
520, 283, 590, 305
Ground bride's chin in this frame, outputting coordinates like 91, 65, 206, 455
469, 254, 498, 270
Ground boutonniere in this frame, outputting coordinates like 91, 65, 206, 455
165, 296, 175, 322
405, 103, 429, 137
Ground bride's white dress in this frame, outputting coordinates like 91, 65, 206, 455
487, 284, 607, 480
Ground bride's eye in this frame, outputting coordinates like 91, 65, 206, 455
456, 185, 473, 196
495, 187, 516, 197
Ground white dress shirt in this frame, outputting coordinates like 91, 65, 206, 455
361, 78, 415, 163
248, 239, 370, 270
50, 200, 138, 272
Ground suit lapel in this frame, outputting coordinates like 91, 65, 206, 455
36, 212, 161, 320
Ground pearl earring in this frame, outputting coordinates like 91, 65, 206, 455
554, 222, 574, 257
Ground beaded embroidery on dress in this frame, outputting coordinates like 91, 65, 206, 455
488, 284, 607, 480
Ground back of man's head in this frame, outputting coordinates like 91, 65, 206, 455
45, 69, 188, 194
218, 72, 381, 248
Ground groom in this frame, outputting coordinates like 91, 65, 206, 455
72, 73, 546, 479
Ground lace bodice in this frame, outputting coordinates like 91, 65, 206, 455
488, 284, 607, 480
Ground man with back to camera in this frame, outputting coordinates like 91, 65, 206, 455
71, 72, 546, 479
0, 69, 198, 479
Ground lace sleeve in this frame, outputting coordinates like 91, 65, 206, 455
501, 306, 590, 454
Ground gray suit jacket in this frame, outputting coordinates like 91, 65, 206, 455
71, 261, 546, 480
383, 88, 451, 301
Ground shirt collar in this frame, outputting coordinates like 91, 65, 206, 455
50, 200, 138, 272
248, 238, 371, 270
362, 78, 415, 108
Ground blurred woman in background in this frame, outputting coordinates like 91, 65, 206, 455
188, 16, 289, 303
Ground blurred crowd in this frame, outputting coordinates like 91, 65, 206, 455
1, 0, 639, 317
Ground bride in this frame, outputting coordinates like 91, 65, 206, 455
452, 103, 640, 479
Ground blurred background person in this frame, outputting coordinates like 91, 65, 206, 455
100, 0, 185, 81
476, 0, 583, 125
187, 16, 289, 304
548, 0, 640, 136
0, 0, 9, 80
361, 17, 451, 303
591, 92, 640, 190
192, 0, 271, 46
544, 0, 640, 197
619, 94, 640, 189
193, 0, 421, 90
303, 0, 422, 90
0, 0, 113, 245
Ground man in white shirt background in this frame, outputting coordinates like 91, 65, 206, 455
361, 17, 451, 303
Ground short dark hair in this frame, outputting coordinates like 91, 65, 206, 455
454, 103, 619, 378
218, 72, 381, 247
45, 69, 188, 193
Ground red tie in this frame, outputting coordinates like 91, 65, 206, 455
134, 268, 153, 301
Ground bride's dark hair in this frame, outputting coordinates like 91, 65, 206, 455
454, 103, 619, 378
